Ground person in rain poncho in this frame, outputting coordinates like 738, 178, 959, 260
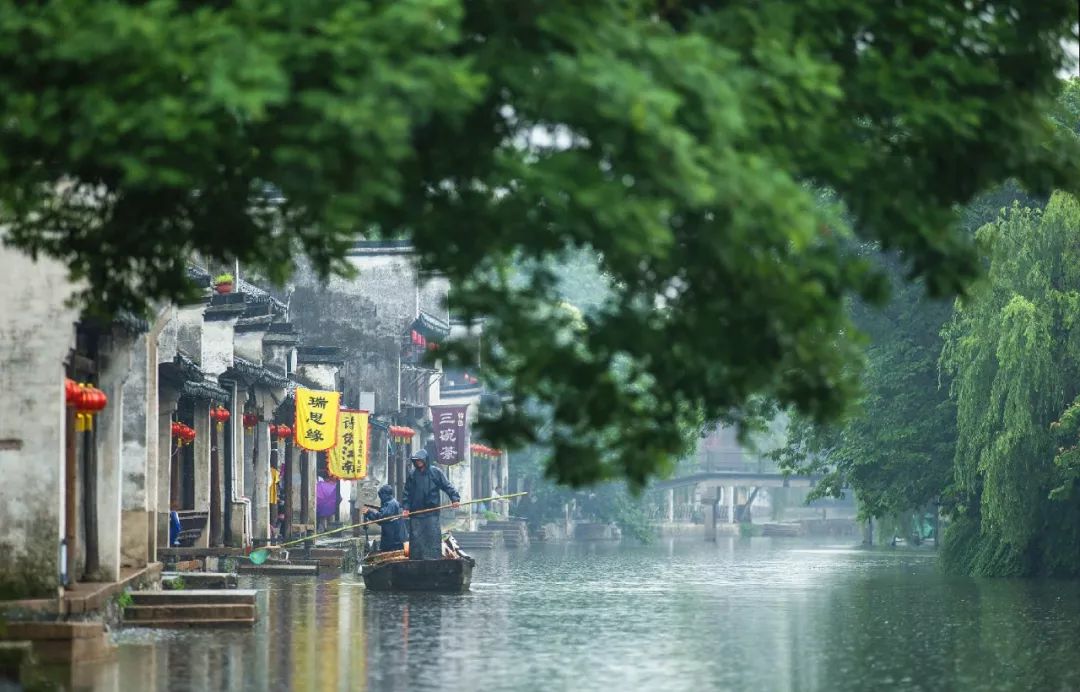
402, 449, 460, 560
364, 484, 408, 553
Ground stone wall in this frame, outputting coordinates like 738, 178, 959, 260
0, 245, 82, 598
288, 245, 449, 415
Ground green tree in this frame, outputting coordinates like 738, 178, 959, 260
940, 192, 1080, 576
772, 256, 957, 521
2, 2, 1078, 487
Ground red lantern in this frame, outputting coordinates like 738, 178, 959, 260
276, 424, 292, 440
64, 378, 80, 406
210, 406, 230, 424
84, 386, 107, 412
243, 413, 258, 429
269, 424, 279, 438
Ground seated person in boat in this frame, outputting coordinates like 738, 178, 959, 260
402, 449, 460, 560
365, 484, 407, 553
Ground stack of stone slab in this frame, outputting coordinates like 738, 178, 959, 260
761, 522, 802, 537
161, 572, 238, 589
0, 622, 114, 664
123, 589, 257, 628
450, 530, 504, 550
478, 519, 529, 548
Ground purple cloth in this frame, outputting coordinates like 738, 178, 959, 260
316, 480, 338, 518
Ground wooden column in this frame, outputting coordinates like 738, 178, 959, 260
209, 422, 225, 547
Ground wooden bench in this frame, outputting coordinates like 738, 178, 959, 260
174, 511, 208, 547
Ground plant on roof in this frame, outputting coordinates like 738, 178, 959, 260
214, 273, 234, 285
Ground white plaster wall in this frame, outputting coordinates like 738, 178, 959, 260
175, 304, 205, 363
0, 245, 81, 595
234, 331, 265, 364
296, 363, 338, 391
200, 319, 236, 377
157, 317, 179, 364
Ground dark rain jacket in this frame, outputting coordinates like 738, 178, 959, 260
402, 464, 460, 512
366, 485, 407, 551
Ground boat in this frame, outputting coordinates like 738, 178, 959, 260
361, 555, 474, 593
360, 534, 475, 593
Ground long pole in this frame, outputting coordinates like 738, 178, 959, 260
259, 492, 527, 552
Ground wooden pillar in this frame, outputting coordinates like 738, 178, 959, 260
301, 450, 317, 527
210, 423, 225, 546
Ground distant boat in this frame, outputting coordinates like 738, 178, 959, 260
361, 556, 474, 593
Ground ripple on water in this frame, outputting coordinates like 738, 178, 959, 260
77, 537, 1080, 692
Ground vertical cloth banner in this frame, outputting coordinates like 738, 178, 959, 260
430, 404, 469, 465
294, 387, 341, 452
329, 409, 369, 479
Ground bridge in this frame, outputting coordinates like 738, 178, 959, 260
654, 469, 823, 541
654, 470, 821, 490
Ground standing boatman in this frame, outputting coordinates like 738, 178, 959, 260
402, 449, 460, 560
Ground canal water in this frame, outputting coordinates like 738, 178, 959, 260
81, 538, 1080, 690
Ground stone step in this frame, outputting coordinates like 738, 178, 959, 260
1, 622, 104, 641
1, 623, 115, 664
452, 531, 504, 549
762, 523, 802, 537
161, 572, 238, 589
130, 589, 256, 606
480, 521, 527, 530
31, 635, 116, 663
286, 557, 344, 569
124, 618, 255, 628
124, 603, 255, 622
236, 563, 318, 576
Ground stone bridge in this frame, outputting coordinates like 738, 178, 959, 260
655, 470, 822, 541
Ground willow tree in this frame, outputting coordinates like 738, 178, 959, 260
940, 192, 1080, 576
2, 2, 1079, 487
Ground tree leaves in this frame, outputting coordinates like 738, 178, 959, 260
1, 1, 1078, 488
942, 192, 1080, 575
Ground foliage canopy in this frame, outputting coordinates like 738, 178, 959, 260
940, 192, 1080, 576
2, 1, 1078, 486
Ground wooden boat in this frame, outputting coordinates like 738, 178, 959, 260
361, 555, 474, 593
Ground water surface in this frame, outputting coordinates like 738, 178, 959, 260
85, 538, 1080, 691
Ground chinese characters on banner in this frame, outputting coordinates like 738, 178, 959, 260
329, 409, 369, 479
430, 404, 469, 465
294, 387, 341, 452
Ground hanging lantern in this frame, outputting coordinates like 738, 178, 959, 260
268, 423, 279, 439
243, 413, 258, 430
64, 378, 80, 406
272, 424, 292, 441
210, 406, 231, 432
74, 383, 107, 431
172, 422, 197, 446
390, 425, 415, 444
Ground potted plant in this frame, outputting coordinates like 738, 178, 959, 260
213, 272, 234, 294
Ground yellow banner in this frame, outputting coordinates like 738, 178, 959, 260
329, 409, 368, 479
294, 387, 341, 451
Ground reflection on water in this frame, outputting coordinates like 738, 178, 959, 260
51, 538, 1080, 691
